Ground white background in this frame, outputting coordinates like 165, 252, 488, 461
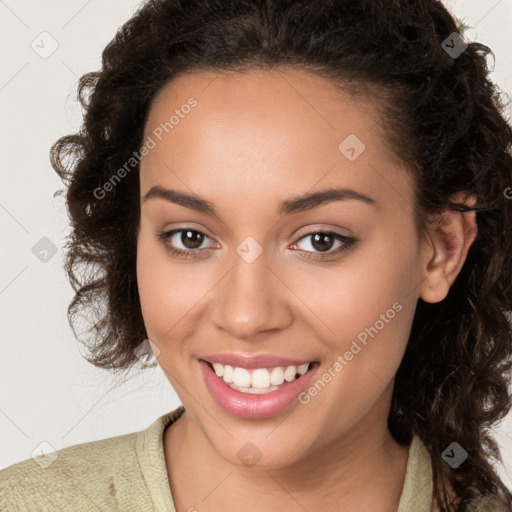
1, 0, 511, 490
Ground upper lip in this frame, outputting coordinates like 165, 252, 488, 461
200, 352, 315, 370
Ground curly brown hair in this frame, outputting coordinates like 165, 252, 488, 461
51, 0, 512, 510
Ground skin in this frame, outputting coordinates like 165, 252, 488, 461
136, 67, 477, 512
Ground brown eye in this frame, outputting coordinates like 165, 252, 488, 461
180, 230, 206, 249
295, 232, 350, 253
310, 233, 336, 252
291, 231, 357, 261
156, 228, 218, 260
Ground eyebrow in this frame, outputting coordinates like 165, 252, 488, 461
142, 184, 377, 216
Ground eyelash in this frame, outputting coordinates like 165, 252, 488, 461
155, 228, 357, 261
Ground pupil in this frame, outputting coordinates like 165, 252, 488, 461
312, 233, 332, 252
182, 230, 204, 249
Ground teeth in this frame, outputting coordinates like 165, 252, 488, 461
297, 363, 309, 375
212, 362, 224, 377
233, 367, 251, 387
223, 365, 234, 383
209, 361, 311, 392
252, 368, 271, 388
270, 367, 285, 386
227, 383, 281, 394
284, 365, 297, 382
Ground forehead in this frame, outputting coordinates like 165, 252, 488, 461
144, 67, 379, 142
140, 67, 412, 217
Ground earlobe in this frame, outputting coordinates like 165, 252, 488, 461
419, 193, 478, 304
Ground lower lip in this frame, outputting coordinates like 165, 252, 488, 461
199, 360, 319, 420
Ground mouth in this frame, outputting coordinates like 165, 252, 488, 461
203, 359, 314, 393
198, 358, 320, 420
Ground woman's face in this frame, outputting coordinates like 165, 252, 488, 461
137, 67, 429, 468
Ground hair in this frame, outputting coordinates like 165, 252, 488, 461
51, 0, 512, 510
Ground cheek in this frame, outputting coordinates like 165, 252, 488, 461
136, 232, 195, 343
292, 230, 419, 371
136, 229, 217, 365
290, 241, 419, 432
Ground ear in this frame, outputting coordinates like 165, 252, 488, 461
419, 192, 478, 304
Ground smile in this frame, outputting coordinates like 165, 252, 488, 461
199, 355, 320, 419
207, 361, 310, 393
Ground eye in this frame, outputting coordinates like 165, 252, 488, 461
291, 231, 357, 260
156, 228, 357, 261
156, 228, 218, 259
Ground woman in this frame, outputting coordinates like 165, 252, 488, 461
1, 0, 511, 510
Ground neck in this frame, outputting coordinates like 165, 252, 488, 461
164, 403, 410, 511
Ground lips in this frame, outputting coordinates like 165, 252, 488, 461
199, 357, 320, 420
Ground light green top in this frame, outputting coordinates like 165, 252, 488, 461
0, 405, 506, 511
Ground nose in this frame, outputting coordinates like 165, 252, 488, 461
211, 248, 294, 341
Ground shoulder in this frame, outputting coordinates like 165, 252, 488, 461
398, 434, 433, 511
402, 436, 510, 512
0, 430, 142, 510
0, 407, 184, 511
